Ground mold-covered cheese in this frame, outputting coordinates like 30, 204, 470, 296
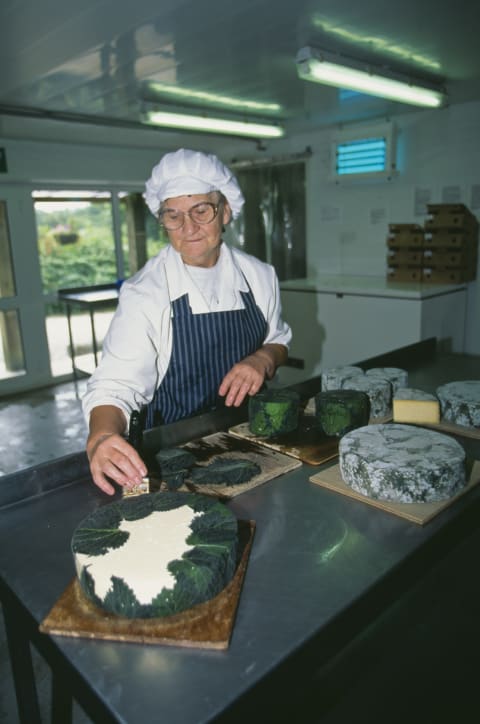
339, 423, 466, 503
341, 375, 392, 419
393, 387, 440, 424
436, 380, 480, 428
321, 366, 364, 391
314, 389, 370, 437
365, 367, 409, 393
72, 492, 238, 619
248, 389, 300, 437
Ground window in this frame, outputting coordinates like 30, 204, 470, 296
332, 121, 395, 181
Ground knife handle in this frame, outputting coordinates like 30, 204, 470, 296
128, 410, 145, 452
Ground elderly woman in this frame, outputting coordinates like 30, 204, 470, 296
83, 148, 292, 494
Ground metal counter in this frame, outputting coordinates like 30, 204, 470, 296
1, 347, 479, 723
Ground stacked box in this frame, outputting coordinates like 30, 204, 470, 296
386, 205, 479, 283
386, 223, 424, 282
423, 203, 478, 282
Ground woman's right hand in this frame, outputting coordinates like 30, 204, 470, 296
86, 406, 148, 495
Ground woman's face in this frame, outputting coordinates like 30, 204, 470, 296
162, 193, 232, 267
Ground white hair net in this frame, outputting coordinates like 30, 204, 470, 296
144, 148, 245, 218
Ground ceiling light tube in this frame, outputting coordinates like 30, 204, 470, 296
146, 110, 284, 138
296, 47, 446, 108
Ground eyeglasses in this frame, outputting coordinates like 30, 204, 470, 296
159, 201, 220, 230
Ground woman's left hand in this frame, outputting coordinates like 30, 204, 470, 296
218, 354, 267, 407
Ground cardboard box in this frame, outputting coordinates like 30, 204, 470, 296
387, 249, 423, 266
422, 248, 478, 269
424, 228, 478, 249
425, 203, 479, 231
387, 226, 424, 248
387, 266, 422, 282
422, 268, 471, 284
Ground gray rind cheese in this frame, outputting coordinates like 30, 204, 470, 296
341, 375, 392, 419
339, 423, 466, 503
436, 380, 480, 428
365, 367, 409, 393
394, 387, 438, 402
321, 366, 364, 391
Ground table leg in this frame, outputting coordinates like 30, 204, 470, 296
64, 304, 77, 380
51, 672, 73, 724
89, 309, 98, 367
2, 599, 42, 724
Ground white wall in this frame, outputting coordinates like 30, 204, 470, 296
1, 100, 480, 355
270, 100, 480, 355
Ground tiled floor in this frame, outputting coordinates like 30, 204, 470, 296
0, 379, 91, 723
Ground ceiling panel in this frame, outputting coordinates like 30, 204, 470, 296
1, 0, 480, 140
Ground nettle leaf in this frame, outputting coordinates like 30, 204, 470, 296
120, 495, 154, 521
103, 576, 143, 618
190, 458, 260, 486
73, 527, 129, 556
150, 491, 192, 511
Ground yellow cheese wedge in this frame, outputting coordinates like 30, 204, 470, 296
393, 398, 441, 424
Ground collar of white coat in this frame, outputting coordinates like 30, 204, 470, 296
164, 243, 249, 313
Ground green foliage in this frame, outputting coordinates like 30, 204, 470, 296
190, 458, 261, 486
72, 503, 128, 556
103, 576, 144, 618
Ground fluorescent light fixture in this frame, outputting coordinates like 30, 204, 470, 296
146, 110, 284, 138
144, 81, 282, 114
296, 46, 446, 108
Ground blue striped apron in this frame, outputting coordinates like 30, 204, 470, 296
146, 287, 268, 426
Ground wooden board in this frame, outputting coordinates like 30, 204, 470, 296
228, 419, 339, 466
310, 461, 480, 526
40, 520, 254, 650
144, 432, 302, 499
229, 413, 393, 466
415, 419, 480, 441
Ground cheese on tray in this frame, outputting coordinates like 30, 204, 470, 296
436, 380, 480, 428
393, 387, 441, 424
72, 492, 238, 618
339, 423, 466, 503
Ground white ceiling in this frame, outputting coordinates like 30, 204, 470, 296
1, 0, 480, 144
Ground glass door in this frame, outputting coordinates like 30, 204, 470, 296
0, 188, 51, 395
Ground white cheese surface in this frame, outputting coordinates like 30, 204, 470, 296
75, 505, 198, 604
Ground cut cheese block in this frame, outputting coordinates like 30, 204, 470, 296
393, 387, 440, 424
365, 366, 409, 393
436, 380, 480, 428
341, 374, 392, 419
339, 423, 466, 503
72, 492, 238, 619
248, 389, 300, 437
314, 389, 370, 437
321, 366, 364, 391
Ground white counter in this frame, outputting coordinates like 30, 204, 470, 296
277, 275, 468, 385
280, 274, 467, 299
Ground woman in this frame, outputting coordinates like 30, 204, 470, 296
83, 148, 292, 495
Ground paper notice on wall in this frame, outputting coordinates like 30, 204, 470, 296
441, 185, 462, 203
320, 205, 341, 222
370, 208, 386, 225
470, 184, 480, 210
414, 188, 431, 216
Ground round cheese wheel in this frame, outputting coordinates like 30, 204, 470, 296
341, 375, 392, 419
339, 423, 466, 503
365, 367, 409, 393
436, 380, 480, 428
321, 366, 364, 391
248, 389, 300, 437
72, 492, 238, 618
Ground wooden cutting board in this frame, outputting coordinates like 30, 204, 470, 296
40, 520, 254, 650
143, 432, 302, 499
229, 412, 393, 467
310, 460, 480, 525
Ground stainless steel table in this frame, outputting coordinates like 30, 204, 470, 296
57, 284, 119, 378
1, 346, 480, 723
